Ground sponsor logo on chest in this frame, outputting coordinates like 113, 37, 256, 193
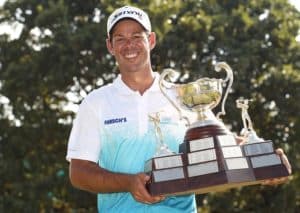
104, 117, 127, 125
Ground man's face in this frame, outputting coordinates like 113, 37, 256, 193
106, 19, 156, 73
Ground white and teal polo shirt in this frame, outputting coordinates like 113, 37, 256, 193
66, 72, 212, 212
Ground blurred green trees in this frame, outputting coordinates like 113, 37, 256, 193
0, 0, 299, 212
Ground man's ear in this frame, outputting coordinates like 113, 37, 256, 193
106, 38, 114, 55
149, 32, 156, 50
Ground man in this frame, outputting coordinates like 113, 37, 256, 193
66, 5, 291, 212
67, 5, 197, 212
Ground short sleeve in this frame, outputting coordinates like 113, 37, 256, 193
66, 98, 101, 163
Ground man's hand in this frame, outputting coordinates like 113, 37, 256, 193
262, 148, 292, 185
129, 173, 165, 204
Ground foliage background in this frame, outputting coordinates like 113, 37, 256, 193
0, 0, 299, 212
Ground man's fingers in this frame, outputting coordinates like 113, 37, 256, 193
275, 148, 284, 155
262, 177, 288, 185
275, 148, 292, 174
140, 188, 164, 203
134, 192, 165, 204
132, 173, 165, 204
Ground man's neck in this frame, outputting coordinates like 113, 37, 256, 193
121, 69, 155, 95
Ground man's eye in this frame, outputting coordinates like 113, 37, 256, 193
134, 34, 144, 39
115, 38, 125, 43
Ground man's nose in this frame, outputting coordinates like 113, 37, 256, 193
124, 38, 135, 46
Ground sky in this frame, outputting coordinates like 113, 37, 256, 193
289, 0, 300, 10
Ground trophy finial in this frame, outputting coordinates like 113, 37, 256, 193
149, 112, 174, 157
236, 98, 253, 132
236, 98, 264, 143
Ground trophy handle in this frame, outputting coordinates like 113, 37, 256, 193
214, 62, 234, 120
159, 69, 191, 126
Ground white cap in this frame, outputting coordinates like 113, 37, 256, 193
107, 6, 151, 36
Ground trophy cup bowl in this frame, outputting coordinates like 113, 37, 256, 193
175, 78, 222, 122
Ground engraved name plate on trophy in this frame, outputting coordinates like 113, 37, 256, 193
187, 161, 219, 177
187, 149, 217, 164
144, 154, 184, 172
243, 141, 274, 156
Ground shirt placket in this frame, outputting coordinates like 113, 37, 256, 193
137, 93, 149, 136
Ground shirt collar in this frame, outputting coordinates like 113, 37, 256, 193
113, 72, 160, 95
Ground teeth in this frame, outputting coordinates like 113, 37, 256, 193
125, 53, 137, 58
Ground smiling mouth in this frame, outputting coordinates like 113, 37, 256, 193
124, 52, 138, 59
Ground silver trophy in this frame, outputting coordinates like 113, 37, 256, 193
146, 63, 289, 196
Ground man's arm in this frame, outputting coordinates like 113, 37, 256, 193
69, 159, 164, 204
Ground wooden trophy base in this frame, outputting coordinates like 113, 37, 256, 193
146, 124, 289, 196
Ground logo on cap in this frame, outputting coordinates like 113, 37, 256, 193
111, 10, 143, 24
